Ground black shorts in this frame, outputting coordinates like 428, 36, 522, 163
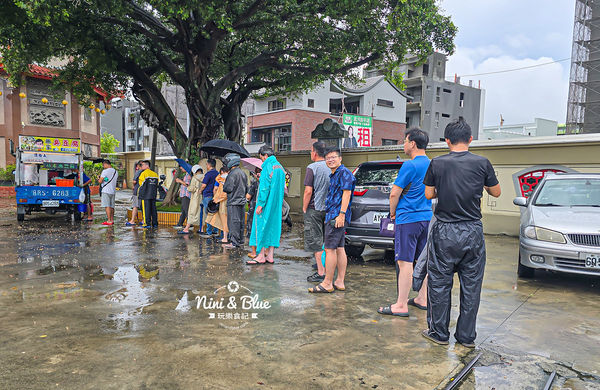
324, 222, 345, 249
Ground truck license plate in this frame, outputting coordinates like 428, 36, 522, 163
583, 253, 600, 269
42, 200, 60, 208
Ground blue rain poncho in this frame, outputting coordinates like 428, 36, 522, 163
249, 155, 286, 252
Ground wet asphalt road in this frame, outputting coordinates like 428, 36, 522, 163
0, 205, 599, 390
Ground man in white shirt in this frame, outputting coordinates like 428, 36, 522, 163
98, 159, 118, 226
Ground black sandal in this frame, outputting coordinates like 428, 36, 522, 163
308, 284, 334, 293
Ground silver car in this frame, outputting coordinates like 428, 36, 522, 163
513, 173, 600, 277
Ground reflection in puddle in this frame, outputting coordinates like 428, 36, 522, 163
100, 265, 157, 333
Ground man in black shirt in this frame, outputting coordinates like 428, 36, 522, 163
422, 119, 501, 348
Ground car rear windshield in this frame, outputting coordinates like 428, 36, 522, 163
354, 164, 402, 186
534, 178, 600, 207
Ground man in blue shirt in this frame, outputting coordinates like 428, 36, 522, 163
200, 159, 218, 237
309, 147, 355, 293
378, 128, 432, 317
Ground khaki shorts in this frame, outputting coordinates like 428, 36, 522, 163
101, 192, 115, 208
304, 208, 326, 252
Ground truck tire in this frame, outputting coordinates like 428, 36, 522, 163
17, 213, 25, 222
74, 211, 82, 221
517, 251, 535, 278
345, 244, 365, 258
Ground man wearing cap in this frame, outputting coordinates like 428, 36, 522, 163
223, 153, 248, 248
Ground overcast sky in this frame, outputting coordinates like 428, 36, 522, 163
440, 0, 575, 126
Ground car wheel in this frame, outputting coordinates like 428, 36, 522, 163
384, 249, 396, 265
345, 244, 365, 258
517, 251, 535, 278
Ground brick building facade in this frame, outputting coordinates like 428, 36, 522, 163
0, 64, 105, 168
246, 78, 408, 152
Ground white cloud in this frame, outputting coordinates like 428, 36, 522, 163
447, 48, 569, 126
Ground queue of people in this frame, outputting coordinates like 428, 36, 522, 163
92, 118, 500, 348
299, 119, 501, 349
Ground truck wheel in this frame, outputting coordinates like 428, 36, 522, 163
345, 244, 365, 258
74, 211, 82, 221
517, 251, 535, 278
17, 213, 25, 222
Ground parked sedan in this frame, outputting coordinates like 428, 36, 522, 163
345, 159, 403, 259
514, 173, 600, 277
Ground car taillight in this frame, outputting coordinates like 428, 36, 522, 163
19, 199, 28, 203
353, 189, 368, 196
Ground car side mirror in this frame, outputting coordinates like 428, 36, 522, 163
513, 197, 527, 207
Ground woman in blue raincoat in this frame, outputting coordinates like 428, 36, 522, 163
247, 146, 286, 264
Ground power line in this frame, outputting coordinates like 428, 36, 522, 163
448, 57, 571, 78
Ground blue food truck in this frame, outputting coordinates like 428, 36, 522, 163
13, 135, 86, 222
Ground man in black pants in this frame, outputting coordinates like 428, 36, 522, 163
223, 153, 248, 248
138, 160, 159, 228
422, 119, 501, 348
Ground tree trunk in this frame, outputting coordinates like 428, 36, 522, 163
150, 126, 158, 170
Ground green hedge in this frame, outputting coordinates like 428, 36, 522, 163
0, 164, 16, 183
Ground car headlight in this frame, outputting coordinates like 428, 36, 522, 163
523, 226, 566, 244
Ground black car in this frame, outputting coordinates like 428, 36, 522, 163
345, 159, 403, 258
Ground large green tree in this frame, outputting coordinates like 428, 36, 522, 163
0, 0, 456, 159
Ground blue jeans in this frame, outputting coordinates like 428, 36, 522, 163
202, 195, 214, 234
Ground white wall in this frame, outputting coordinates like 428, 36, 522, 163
363, 81, 406, 123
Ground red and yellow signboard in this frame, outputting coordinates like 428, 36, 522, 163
19, 136, 81, 154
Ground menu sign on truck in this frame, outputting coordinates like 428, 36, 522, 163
19, 136, 81, 154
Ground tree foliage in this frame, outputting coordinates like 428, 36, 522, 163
100, 132, 121, 154
0, 0, 456, 158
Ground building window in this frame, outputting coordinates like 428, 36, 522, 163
459, 92, 465, 108
442, 113, 450, 118
443, 88, 452, 93
84, 109, 92, 122
435, 112, 440, 128
425, 110, 431, 115
377, 99, 394, 108
426, 85, 431, 90
382, 139, 398, 146
307, 99, 314, 108
436, 87, 440, 103
276, 126, 292, 152
268, 99, 286, 112
422, 63, 429, 76
129, 132, 135, 139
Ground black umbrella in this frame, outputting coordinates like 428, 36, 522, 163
200, 139, 251, 158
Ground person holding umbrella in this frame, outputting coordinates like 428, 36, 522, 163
178, 165, 204, 235
222, 153, 248, 248
246, 146, 286, 264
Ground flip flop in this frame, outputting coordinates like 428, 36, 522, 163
247, 253, 257, 258
308, 284, 334, 293
408, 298, 427, 310
377, 305, 409, 317
178, 230, 191, 235
246, 259, 266, 265
333, 284, 346, 291
265, 259, 274, 264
